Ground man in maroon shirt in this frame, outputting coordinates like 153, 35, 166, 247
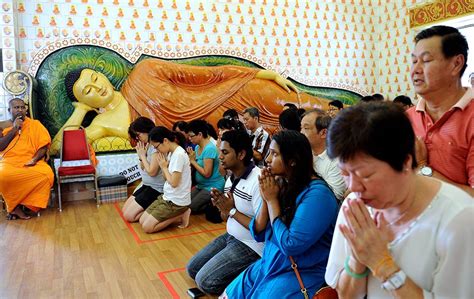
407, 25, 473, 197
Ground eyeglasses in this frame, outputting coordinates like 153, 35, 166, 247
188, 133, 197, 138
153, 142, 161, 149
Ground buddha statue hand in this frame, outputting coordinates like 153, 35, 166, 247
72, 101, 99, 113
274, 75, 299, 94
255, 70, 299, 94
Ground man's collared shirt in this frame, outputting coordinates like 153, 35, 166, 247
248, 126, 270, 167
313, 150, 346, 200
407, 88, 474, 188
224, 164, 264, 256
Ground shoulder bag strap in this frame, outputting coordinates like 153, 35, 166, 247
289, 256, 310, 299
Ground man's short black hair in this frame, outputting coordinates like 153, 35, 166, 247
393, 95, 413, 107
372, 93, 384, 101
360, 95, 375, 103
329, 100, 343, 110
283, 103, 298, 110
221, 130, 253, 166
279, 108, 301, 131
415, 25, 469, 76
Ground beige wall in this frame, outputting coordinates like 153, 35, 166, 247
374, 0, 429, 100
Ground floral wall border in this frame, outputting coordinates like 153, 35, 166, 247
409, 0, 474, 28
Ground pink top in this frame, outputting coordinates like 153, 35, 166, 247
406, 88, 474, 188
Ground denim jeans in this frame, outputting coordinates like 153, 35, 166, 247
186, 232, 261, 295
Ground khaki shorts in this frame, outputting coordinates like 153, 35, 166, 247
146, 194, 189, 222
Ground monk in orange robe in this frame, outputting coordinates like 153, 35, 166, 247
0, 98, 54, 219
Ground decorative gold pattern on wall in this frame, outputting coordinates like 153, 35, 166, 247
409, 0, 474, 28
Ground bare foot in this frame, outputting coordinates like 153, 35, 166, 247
178, 208, 191, 228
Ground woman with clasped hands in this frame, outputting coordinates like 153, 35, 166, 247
222, 130, 339, 298
324, 102, 473, 298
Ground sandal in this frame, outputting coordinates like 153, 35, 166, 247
6, 213, 31, 220
21, 206, 37, 217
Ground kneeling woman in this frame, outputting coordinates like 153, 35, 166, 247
139, 127, 192, 233
223, 130, 339, 298
122, 117, 165, 222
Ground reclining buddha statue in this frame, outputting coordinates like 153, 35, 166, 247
50, 58, 329, 154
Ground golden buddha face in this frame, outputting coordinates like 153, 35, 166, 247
72, 69, 115, 108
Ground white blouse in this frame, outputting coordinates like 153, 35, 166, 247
325, 182, 474, 299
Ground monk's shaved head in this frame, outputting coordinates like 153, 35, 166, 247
8, 98, 24, 108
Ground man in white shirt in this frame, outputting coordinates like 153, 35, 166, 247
301, 109, 346, 200
242, 107, 270, 167
186, 130, 263, 295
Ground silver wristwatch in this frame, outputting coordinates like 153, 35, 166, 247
381, 270, 407, 291
419, 165, 433, 177
228, 208, 237, 218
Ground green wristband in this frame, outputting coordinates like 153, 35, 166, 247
344, 256, 370, 279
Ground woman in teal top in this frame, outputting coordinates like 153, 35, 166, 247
187, 120, 225, 214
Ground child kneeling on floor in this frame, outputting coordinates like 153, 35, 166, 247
139, 126, 192, 233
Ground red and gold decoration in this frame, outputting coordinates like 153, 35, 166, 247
409, 0, 474, 28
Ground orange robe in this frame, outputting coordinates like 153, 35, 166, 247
0, 118, 54, 213
121, 59, 328, 128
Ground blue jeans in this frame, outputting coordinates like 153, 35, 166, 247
186, 232, 261, 295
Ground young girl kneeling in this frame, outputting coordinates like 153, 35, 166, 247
139, 127, 192, 233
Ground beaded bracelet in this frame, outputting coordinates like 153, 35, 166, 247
344, 256, 370, 279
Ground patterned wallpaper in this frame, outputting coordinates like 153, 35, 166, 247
2, 0, 464, 120
0, 0, 15, 120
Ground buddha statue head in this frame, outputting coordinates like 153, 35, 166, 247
65, 68, 115, 108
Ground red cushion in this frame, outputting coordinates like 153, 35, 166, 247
58, 165, 96, 176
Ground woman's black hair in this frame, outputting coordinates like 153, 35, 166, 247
128, 117, 155, 140
149, 126, 186, 149
272, 130, 316, 226
188, 119, 209, 138
327, 102, 417, 171
207, 123, 218, 140
223, 108, 239, 120
217, 117, 245, 132
172, 120, 189, 133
